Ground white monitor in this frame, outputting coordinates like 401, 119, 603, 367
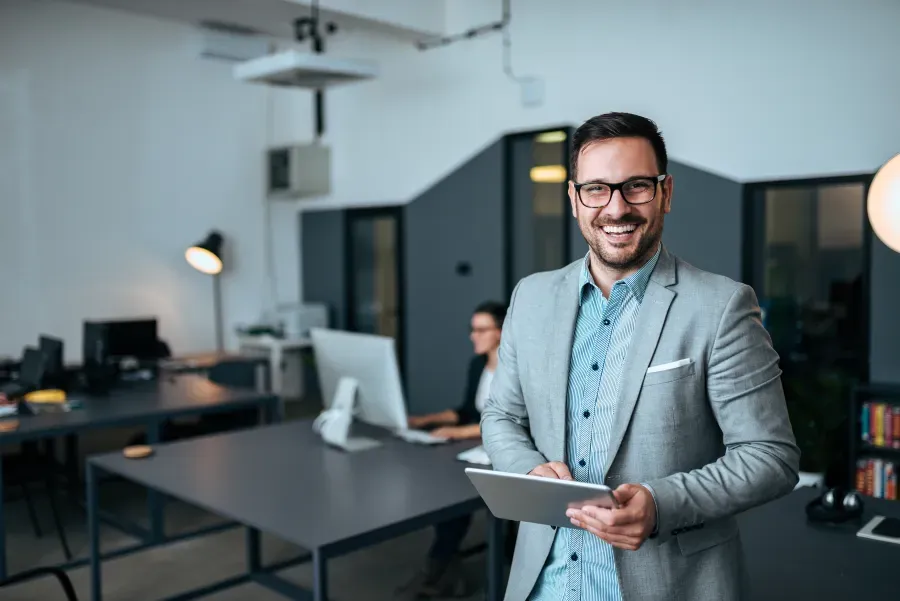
310, 328, 407, 432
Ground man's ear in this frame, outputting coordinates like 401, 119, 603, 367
662, 175, 674, 214
568, 181, 578, 218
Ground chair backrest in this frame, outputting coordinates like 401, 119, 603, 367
208, 359, 262, 390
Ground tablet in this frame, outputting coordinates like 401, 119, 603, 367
465, 467, 619, 528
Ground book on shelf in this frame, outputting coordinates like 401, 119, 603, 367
860, 401, 900, 449
856, 458, 899, 500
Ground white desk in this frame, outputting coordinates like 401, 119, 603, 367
236, 335, 312, 401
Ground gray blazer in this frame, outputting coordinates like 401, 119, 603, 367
480, 247, 800, 601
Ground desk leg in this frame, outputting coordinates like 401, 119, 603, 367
87, 462, 102, 601
266, 397, 283, 425
246, 527, 261, 573
313, 549, 328, 601
486, 514, 504, 601
0, 452, 6, 580
65, 434, 79, 495
146, 422, 165, 542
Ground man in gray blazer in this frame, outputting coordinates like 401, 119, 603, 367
480, 112, 800, 601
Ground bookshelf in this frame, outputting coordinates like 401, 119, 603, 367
850, 382, 900, 501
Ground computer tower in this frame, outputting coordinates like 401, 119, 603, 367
82, 321, 115, 394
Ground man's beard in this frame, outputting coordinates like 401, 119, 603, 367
586, 215, 663, 271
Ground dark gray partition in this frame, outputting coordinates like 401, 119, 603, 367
300, 209, 347, 329
663, 161, 743, 281
870, 237, 900, 384
567, 160, 743, 282
403, 140, 506, 415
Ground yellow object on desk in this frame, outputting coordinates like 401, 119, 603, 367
24, 389, 67, 403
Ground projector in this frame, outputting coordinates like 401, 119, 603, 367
233, 50, 377, 89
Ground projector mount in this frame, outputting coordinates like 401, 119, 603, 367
293, 0, 337, 138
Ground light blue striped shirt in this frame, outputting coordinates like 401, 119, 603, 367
529, 246, 661, 601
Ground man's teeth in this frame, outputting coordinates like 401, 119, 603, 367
602, 224, 637, 234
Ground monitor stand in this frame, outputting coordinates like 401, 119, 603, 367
313, 377, 381, 452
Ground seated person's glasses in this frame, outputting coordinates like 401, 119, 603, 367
574, 174, 667, 208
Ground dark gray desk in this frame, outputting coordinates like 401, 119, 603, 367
86, 420, 504, 601
740, 488, 900, 600
0, 375, 280, 580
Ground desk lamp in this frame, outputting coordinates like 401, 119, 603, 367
868, 154, 900, 253
186, 231, 225, 352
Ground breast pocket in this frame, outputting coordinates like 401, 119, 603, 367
642, 358, 695, 386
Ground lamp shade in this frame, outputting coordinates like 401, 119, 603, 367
868, 154, 900, 253
185, 231, 224, 275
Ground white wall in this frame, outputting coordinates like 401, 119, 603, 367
314, 0, 900, 209
0, 0, 310, 361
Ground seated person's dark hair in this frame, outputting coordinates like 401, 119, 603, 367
473, 300, 507, 328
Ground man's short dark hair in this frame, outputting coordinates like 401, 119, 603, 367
570, 112, 668, 179
473, 301, 508, 329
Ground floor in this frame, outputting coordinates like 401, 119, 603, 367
3, 480, 495, 600
2, 399, 499, 600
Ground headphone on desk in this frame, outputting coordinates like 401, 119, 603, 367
805, 487, 864, 524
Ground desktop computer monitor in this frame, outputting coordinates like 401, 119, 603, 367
84, 318, 159, 360
310, 328, 407, 431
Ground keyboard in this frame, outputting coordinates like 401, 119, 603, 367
395, 428, 449, 445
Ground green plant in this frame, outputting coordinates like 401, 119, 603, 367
782, 369, 852, 474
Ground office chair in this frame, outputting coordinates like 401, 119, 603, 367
202, 359, 265, 433
1, 347, 72, 561
0, 565, 79, 601
3, 443, 73, 561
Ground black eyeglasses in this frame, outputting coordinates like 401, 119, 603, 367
573, 174, 666, 208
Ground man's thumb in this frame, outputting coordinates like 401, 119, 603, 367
614, 483, 640, 503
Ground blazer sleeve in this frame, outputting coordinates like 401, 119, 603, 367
456, 356, 485, 426
646, 284, 801, 542
480, 281, 549, 475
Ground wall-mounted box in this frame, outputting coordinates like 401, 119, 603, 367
267, 143, 331, 200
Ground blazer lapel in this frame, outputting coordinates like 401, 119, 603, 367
604, 249, 677, 474
544, 262, 582, 462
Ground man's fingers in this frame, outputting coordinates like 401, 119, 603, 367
576, 505, 640, 526
547, 461, 574, 480
529, 465, 559, 479
529, 462, 573, 480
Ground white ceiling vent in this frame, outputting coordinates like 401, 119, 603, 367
232, 50, 377, 89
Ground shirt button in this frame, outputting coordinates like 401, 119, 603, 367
591, 363, 599, 371
571, 553, 578, 561
603, 319, 611, 325
583, 410, 590, 418
579, 459, 586, 467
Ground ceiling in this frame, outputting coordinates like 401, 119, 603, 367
59, 0, 446, 42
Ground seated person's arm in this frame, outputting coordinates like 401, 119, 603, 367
408, 409, 459, 429
432, 422, 480, 440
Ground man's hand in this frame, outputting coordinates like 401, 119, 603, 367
528, 461, 574, 480
566, 483, 657, 550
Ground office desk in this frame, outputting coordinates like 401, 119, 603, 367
86, 420, 504, 601
740, 487, 900, 600
0, 375, 281, 579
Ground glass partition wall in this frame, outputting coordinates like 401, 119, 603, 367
743, 175, 872, 486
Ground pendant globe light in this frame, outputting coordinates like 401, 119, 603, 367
868, 154, 900, 253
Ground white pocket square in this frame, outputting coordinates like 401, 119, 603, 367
646, 358, 692, 374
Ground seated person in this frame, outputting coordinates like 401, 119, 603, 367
404, 300, 506, 598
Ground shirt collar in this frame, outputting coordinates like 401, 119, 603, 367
579, 244, 662, 305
